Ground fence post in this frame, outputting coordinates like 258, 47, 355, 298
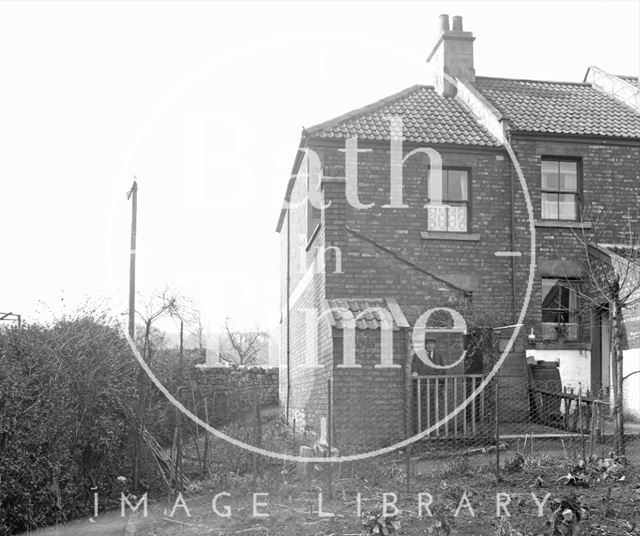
203, 396, 209, 478
327, 378, 333, 500
252, 389, 262, 481
404, 330, 413, 494
578, 384, 585, 461
589, 397, 597, 460
292, 417, 297, 456
495, 377, 501, 482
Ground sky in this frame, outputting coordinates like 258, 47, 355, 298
0, 0, 639, 337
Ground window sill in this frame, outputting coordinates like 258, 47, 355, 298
320, 176, 346, 184
420, 231, 480, 241
534, 341, 590, 351
306, 223, 321, 251
535, 220, 592, 230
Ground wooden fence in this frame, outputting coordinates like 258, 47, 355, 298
412, 374, 487, 437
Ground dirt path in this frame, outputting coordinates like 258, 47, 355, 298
17, 506, 158, 536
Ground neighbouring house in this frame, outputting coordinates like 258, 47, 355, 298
276, 14, 640, 450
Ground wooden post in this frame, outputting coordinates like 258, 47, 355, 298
168, 407, 178, 504
126, 179, 137, 340
578, 384, 585, 461
404, 331, 413, 494
292, 418, 297, 456
495, 377, 501, 482
472, 376, 477, 436
327, 379, 333, 500
589, 399, 597, 460
189, 381, 202, 473
203, 397, 210, 478
176, 408, 183, 492
127, 179, 140, 489
252, 390, 262, 480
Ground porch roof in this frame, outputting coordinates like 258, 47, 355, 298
323, 297, 409, 330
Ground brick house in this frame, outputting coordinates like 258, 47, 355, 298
276, 14, 640, 450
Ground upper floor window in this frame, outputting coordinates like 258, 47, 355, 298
427, 169, 469, 232
541, 158, 579, 221
542, 278, 579, 341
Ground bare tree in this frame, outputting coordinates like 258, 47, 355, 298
132, 286, 188, 489
219, 319, 268, 366
187, 309, 207, 358
559, 207, 640, 455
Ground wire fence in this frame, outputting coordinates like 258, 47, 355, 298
158, 370, 640, 505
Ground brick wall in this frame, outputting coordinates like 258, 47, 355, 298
280, 150, 333, 433
332, 327, 407, 452
279, 133, 640, 443
320, 141, 514, 323
510, 138, 640, 344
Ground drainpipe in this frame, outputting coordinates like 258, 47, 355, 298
508, 137, 517, 325
286, 208, 291, 422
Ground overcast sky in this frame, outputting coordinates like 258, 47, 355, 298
1, 1, 638, 335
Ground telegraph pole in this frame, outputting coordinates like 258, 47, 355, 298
127, 179, 138, 339
127, 178, 141, 490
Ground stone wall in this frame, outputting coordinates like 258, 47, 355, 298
190, 366, 279, 427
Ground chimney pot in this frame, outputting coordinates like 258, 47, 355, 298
427, 14, 475, 97
439, 14, 450, 32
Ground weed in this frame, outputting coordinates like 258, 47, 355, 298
434, 457, 471, 479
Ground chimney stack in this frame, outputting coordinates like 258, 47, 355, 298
427, 14, 475, 97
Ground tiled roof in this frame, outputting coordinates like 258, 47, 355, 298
474, 76, 640, 139
600, 244, 640, 261
325, 298, 403, 330
303, 85, 500, 146
620, 75, 640, 90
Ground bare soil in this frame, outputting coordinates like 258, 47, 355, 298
21, 451, 640, 536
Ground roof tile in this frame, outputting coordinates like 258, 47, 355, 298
304, 85, 500, 146
473, 76, 640, 139
302, 75, 640, 148
326, 298, 400, 330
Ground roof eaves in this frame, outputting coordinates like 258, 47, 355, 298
506, 129, 640, 143
475, 75, 590, 87
275, 133, 307, 233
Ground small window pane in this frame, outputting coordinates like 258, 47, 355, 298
542, 310, 561, 323
447, 204, 467, 232
541, 279, 556, 301
559, 161, 577, 192
542, 279, 579, 341
541, 193, 558, 219
542, 281, 561, 310
446, 170, 468, 201
558, 194, 577, 220
428, 206, 447, 231
541, 161, 559, 190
